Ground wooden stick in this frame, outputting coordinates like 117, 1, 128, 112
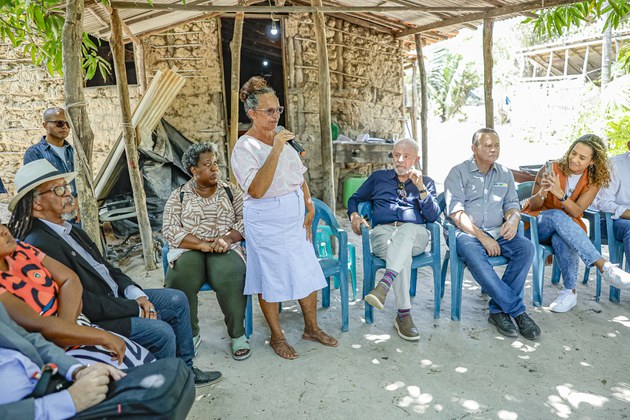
109, 8, 156, 270
311, 0, 335, 210
228, 10, 245, 183
109, 3, 490, 13
410, 59, 418, 144
483, 18, 494, 129
414, 33, 428, 175
396, 0, 585, 38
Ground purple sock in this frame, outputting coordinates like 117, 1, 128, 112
398, 308, 411, 319
378, 269, 398, 291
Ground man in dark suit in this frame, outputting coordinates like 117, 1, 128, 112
0, 301, 124, 419
8, 159, 221, 387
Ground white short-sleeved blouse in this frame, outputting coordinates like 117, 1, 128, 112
231, 134, 307, 200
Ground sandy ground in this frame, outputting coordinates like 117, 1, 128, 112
122, 211, 630, 420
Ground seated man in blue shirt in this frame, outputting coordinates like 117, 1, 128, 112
348, 138, 440, 341
444, 128, 540, 340
0, 301, 125, 420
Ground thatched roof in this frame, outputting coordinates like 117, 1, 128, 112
84, 0, 582, 44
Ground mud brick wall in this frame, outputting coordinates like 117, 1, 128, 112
284, 14, 403, 197
0, 42, 140, 199
142, 20, 228, 174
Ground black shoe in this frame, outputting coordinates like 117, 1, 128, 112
192, 366, 223, 388
488, 312, 518, 337
514, 313, 541, 340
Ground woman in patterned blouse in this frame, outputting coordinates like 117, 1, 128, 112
163, 142, 250, 360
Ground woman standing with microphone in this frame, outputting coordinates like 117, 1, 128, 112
231, 77, 338, 360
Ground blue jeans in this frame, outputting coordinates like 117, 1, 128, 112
456, 232, 533, 317
129, 288, 195, 368
613, 218, 630, 271
536, 209, 602, 290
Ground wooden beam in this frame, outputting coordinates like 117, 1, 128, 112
582, 45, 590, 76
109, 8, 156, 270
228, 10, 245, 183
410, 60, 418, 144
414, 33, 429, 175
563, 48, 569, 76
546, 50, 554, 76
109, 3, 491, 13
483, 18, 494, 129
312, 0, 334, 210
395, 0, 585, 38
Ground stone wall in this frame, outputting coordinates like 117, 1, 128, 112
284, 14, 403, 198
0, 42, 140, 199
142, 20, 228, 172
0, 15, 403, 201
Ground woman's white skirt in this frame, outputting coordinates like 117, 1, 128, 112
243, 188, 326, 302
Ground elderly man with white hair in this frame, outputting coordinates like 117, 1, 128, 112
347, 138, 440, 341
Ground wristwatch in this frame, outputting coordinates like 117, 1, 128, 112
559, 193, 568, 202
418, 189, 427, 194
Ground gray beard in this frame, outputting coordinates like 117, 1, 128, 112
61, 210, 78, 222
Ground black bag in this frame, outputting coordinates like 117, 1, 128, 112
72, 358, 195, 420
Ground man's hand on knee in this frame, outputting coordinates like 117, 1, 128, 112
479, 235, 501, 257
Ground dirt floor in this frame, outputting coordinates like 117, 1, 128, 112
122, 214, 630, 420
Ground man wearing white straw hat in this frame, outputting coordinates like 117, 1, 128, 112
7, 159, 222, 388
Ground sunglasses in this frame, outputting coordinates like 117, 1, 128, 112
255, 106, 284, 117
397, 181, 407, 199
46, 120, 71, 128
38, 183, 74, 197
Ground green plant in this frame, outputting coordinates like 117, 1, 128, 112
0, 0, 110, 79
426, 48, 481, 122
605, 113, 630, 155
525, 0, 630, 72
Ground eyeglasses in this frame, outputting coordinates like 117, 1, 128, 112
46, 120, 71, 128
38, 183, 74, 197
397, 181, 407, 199
255, 106, 284, 117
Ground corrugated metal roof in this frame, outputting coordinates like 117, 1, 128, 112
83, 0, 577, 42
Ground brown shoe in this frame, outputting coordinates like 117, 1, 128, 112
394, 315, 420, 341
364, 283, 389, 310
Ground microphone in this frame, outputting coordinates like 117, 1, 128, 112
276, 126, 305, 156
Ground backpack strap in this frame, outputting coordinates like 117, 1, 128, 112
223, 185, 233, 204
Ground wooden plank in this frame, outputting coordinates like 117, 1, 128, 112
228, 10, 245, 183
395, 0, 585, 38
483, 18, 494, 129
110, 8, 156, 270
312, 0, 335, 210
109, 3, 491, 13
414, 33, 429, 175
546, 51, 554, 77
563, 49, 569, 76
410, 59, 419, 144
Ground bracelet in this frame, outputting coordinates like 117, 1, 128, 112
559, 193, 569, 202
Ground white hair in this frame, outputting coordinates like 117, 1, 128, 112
393, 137, 419, 155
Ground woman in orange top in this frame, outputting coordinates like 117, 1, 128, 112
0, 223, 153, 368
523, 134, 630, 312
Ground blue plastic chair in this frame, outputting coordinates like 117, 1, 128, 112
316, 225, 357, 300
438, 192, 524, 321
161, 243, 253, 338
357, 201, 442, 324
583, 212, 625, 302
311, 198, 349, 332
521, 201, 601, 307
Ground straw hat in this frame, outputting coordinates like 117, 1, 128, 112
9, 159, 77, 212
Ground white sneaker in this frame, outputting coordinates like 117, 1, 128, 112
602, 263, 630, 291
549, 289, 577, 313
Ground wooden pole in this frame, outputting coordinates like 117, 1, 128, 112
410, 60, 419, 143
109, 9, 156, 270
312, 0, 335, 210
602, 20, 613, 87
414, 33, 429, 174
483, 18, 494, 129
63, 0, 101, 248
134, 41, 147, 95
228, 10, 245, 183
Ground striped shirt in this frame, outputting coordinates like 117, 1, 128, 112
163, 179, 245, 264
